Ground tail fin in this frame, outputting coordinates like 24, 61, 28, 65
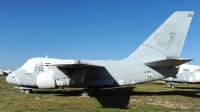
126, 11, 194, 62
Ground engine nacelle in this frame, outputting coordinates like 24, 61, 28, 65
37, 71, 56, 88
36, 71, 71, 89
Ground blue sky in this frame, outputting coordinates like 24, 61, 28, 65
0, 0, 200, 70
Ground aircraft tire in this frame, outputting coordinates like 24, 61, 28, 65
24, 89, 32, 94
80, 90, 89, 97
171, 85, 175, 89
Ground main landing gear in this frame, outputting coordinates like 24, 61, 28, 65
19, 86, 33, 94
79, 87, 103, 97
165, 82, 175, 88
167, 84, 175, 88
21, 89, 33, 94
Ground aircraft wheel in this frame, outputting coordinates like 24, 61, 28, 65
171, 85, 175, 88
24, 89, 32, 94
80, 90, 89, 97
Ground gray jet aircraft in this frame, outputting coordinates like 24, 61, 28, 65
163, 64, 200, 88
6, 11, 194, 96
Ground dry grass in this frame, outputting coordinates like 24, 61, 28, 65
1, 76, 200, 111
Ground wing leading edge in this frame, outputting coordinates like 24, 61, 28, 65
42, 60, 104, 68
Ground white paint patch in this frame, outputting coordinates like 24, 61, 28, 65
43, 66, 49, 71
189, 77, 194, 82
184, 78, 186, 81
147, 73, 153, 77
131, 81, 136, 84
119, 80, 124, 85
195, 72, 200, 82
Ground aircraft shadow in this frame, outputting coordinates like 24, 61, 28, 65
92, 87, 134, 109
32, 87, 134, 109
131, 90, 200, 98
32, 87, 200, 109
173, 86, 200, 90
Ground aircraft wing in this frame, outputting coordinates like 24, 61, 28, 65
42, 60, 104, 68
145, 58, 193, 67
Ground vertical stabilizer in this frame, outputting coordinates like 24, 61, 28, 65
126, 11, 194, 62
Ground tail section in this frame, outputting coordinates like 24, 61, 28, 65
126, 11, 194, 62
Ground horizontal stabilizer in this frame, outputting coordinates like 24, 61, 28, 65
145, 58, 193, 67
42, 60, 104, 68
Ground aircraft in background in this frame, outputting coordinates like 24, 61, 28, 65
163, 64, 200, 88
6, 11, 194, 96
0, 69, 12, 76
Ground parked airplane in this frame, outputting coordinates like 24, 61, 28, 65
0, 70, 4, 76
163, 64, 200, 88
0, 69, 11, 76
6, 11, 194, 96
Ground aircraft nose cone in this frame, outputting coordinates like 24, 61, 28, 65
6, 73, 19, 85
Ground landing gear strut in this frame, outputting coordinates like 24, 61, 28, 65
79, 87, 103, 97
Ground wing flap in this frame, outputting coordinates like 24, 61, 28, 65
145, 58, 193, 67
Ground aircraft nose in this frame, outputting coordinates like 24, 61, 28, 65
6, 72, 19, 85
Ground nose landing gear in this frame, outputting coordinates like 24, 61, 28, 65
18, 86, 33, 94
21, 89, 33, 94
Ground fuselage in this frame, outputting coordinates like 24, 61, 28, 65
6, 57, 179, 89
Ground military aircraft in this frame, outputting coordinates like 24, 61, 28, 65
163, 64, 200, 88
0, 69, 11, 76
0, 70, 4, 76
6, 11, 194, 96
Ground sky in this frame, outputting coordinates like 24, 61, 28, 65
0, 0, 200, 70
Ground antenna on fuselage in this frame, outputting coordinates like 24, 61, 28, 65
45, 55, 48, 58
